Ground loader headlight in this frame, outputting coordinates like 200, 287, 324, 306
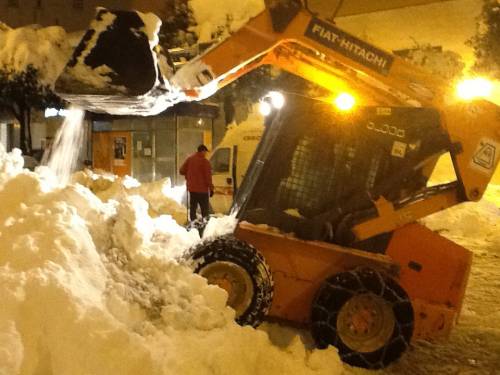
456, 77, 493, 101
268, 91, 285, 109
258, 101, 272, 116
333, 92, 356, 111
259, 91, 285, 116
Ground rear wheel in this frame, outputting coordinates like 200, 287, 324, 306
187, 235, 273, 327
311, 267, 414, 369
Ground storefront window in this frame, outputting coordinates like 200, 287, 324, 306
92, 112, 214, 184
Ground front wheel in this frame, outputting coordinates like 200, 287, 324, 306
311, 267, 414, 369
187, 235, 273, 327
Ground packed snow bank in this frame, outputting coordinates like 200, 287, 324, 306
0, 145, 346, 375
72, 169, 188, 225
189, 0, 265, 42
0, 23, 71, 85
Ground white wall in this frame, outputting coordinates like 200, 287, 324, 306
0, 123, 7, 150
31, 122, 46, 150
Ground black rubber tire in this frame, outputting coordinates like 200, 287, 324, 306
187, 234, 274, 327
311, 267, 414, 369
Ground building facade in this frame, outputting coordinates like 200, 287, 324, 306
89, 102, 222, 183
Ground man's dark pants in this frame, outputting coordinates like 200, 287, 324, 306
189, 192, 209, 221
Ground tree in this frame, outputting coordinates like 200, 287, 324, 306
468, 0, 500, 78
0, 65, 64, 154
158, 0, 196, 49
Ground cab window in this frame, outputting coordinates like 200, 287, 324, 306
211, 148, 230, 174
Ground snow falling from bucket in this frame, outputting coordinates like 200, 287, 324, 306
42, 106, 85, 185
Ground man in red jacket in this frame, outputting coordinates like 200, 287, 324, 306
179, 144, 214, 221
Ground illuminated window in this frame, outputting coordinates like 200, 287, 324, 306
7, 0, 19, 7
73, 0, 83, 9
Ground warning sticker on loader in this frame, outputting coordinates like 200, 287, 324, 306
470, 138, 499, 175
391, 141, 407, 158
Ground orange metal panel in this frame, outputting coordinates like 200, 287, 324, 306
386, 223, 472, 339
353, 188, 460, 241
235, 222, 397, 324
411, 299, 457, 340
197, 9, 448, 107
236, 222, 471, 341
441, 101, 500, 201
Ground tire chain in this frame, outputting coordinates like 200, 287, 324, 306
187, 235, 274, 327
311, 267, 414, 369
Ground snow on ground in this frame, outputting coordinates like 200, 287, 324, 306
0, 23, 71, 85
0, 145, 346, 375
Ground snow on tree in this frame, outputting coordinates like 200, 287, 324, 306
468, 0, 500, 79
0, 24, 71, 154
395, 44, 465, 81
189, 0, 265, 43
158, 0, 196, 49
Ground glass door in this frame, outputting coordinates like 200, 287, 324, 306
132, 131, 154, 182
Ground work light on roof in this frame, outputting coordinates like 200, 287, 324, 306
259, 101, 272, 116
268, 91, 285, 109
456, 77, 493, 101
334, 93, 356, 111
259, 91, 285, 116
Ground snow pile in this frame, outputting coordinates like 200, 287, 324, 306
189, 0, 265, 43
0, 23, 71, 85
0, 145, 346, 374
72, 170, 188, 225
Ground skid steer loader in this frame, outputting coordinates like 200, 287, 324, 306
55, 0, 500, 369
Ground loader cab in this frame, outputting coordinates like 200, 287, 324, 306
210, 113, 264, 214
234, 94, 453, 247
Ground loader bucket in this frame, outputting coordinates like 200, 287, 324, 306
55, 8, 174, 115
